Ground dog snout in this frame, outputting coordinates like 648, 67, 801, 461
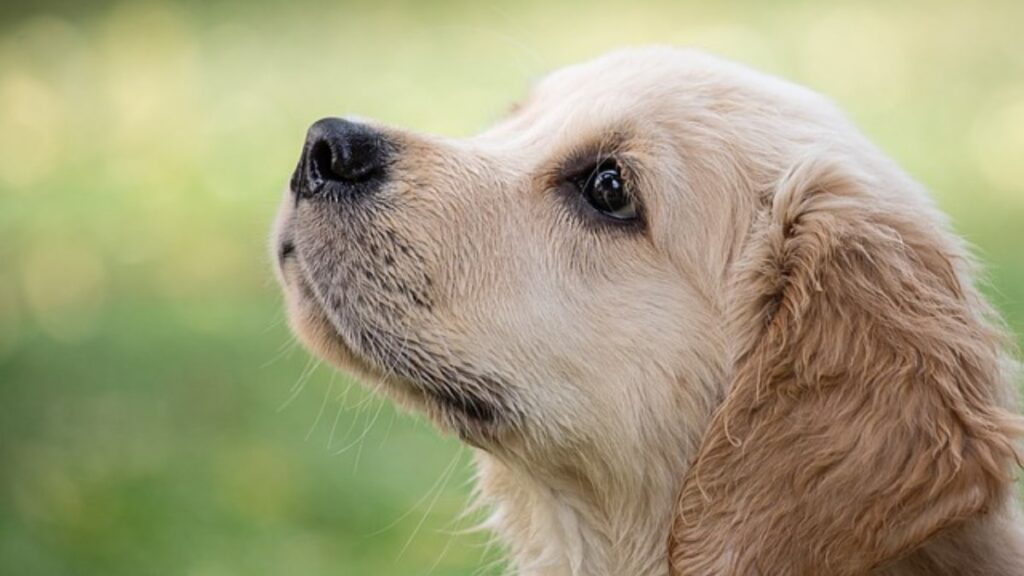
291, 117, 391, 200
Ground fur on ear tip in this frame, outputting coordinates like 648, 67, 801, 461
770, 151, 874, 219
998, 412, 1024, 468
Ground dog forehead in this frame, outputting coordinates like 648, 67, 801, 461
543, 48, 683, 90
530, 47, 834, 125
471, 46, 836, 173
530, 48, 692, 115
473, 49, 698, 151
488, 47, 772, 143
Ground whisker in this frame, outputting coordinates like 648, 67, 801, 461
304, 373, 335, 441
334, 396, 386, 456
365, 449, 463, 537
276, 356, 321, 412
260, 334, 300, 369
395, 448, 463, 562
325, 380, 352, 451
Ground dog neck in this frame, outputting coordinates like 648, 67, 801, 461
472, 423, 703, 576
465, 329, 726, 575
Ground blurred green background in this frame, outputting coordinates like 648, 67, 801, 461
1, 0, 1022, 574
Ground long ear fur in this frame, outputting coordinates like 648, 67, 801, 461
668, 153, 1022, 575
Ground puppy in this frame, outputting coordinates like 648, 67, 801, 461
272, 47, 1024, 575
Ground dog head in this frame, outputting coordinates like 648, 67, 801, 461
273, 47, 1020, 574
273, 48, 785, 454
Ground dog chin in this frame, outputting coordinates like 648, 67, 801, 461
281, 274, 506, 447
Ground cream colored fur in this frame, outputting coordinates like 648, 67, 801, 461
273, 47, 1024, 575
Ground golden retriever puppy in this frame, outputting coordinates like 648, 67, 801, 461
271, 47, 1024, 575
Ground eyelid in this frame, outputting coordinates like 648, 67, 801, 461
567, 157, 620, 189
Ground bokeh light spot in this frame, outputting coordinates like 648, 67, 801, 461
970, 92, 1024, 204
22, 241, 107, 343
0, 70, 64, 190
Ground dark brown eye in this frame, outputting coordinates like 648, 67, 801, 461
581, 166, 637, 220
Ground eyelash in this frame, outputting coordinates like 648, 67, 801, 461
570, 158, 618, 189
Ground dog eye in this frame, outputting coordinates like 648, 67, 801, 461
580, 165, 637, 220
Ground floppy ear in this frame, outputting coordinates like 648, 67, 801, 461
668, 153, 1022, 575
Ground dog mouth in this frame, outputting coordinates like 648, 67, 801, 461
276, 243, 513, 439
277, 240, 296, 263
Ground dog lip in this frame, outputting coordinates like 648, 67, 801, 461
430, 387, 500, 424
278, 240, 296, 262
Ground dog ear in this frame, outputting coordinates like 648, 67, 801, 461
667, 153, 1022, 575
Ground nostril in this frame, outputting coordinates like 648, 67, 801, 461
309, 139, 336, 184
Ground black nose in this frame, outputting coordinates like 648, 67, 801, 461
291, 118, 391, 200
